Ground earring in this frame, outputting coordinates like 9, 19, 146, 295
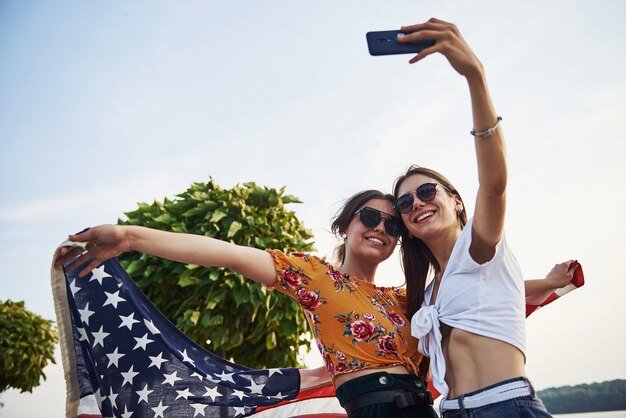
340, 233, 347, 240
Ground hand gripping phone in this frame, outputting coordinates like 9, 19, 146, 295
366, 30, 435, 56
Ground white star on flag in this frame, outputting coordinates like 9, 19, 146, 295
103, 290, 126, 309
148, 352, 168, 369
151, 400, 168, 418
215, 371, 235, 383
120, 405, 133, 418
118, 312, 139, 330
92, 325, 110, 348
89, 265, 112, 285
78, 303, 95, 325
231, 388, 246, 400
191, 403, 206, 416
233, 406, 247, 417
175, 388, 193, 400
133, 333, 153, 351
272, 392, 288, 400
246, 379, 265, 394
179, 348, 195, 366
144, 318, 161, 334
69, 279, 81, 295
203, 385, 221, 401
106, 347, 125, 368
77, 327, 89, 342
120, 365, 139, 386
136, 384, 153, 404
162, 371, 182, 386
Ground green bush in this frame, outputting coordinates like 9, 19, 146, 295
0, 300, 58, 393
118, 179, 314, 368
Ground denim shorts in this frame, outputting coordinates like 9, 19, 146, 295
441, 377, 552, 418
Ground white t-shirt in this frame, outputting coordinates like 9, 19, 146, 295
411, 218, 525, 398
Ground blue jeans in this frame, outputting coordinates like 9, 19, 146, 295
441, 377, 552, 418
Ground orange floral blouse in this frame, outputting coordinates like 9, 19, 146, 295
266, 249, 424, 382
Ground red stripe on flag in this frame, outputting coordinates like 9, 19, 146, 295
427, 379, 440, 400
255, 383, 338, 412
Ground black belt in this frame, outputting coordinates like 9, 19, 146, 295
343, 388, 434, 414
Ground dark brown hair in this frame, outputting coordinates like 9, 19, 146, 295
330, 190, 397, 266
392, 166, 468, 319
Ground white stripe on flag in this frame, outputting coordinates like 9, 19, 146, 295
251, 397, 346, 417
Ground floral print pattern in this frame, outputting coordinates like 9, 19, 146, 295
326, 265, 359, 293
266, 250, 422, 379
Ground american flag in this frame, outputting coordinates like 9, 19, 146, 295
52, 245, 347, 418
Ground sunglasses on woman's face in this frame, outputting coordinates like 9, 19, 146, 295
394, 183, 450, 214
353, 207, 403, 237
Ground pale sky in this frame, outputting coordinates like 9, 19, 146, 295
1, 1, 625, 416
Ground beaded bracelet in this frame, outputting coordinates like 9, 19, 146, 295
470, 116, 502, 138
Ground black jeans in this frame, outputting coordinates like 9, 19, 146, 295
335, 372, 438, 418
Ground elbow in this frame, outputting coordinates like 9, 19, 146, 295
491, 164, 508, 193
483, 174, 507, 198
492, 177, 507, 197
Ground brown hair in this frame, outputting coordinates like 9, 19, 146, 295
392, 166, 468, 319
330, 190, 397, 266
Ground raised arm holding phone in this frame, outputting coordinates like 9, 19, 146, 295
392, 18, 557, 417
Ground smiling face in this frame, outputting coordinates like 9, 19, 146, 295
343, 198, 399, 265
395, 173, 463, 242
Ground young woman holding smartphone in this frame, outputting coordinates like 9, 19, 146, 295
393, 18, 573, 417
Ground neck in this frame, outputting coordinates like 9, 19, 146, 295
340, 255, 379, 284
423, 226, 461, 278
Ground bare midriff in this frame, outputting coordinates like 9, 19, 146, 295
442, 324, 526, 399
334, 364, 412, 388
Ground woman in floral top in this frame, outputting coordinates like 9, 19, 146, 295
265, 189, 437, 417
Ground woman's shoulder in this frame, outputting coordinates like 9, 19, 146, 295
374, 285, 407, 302
267, 249, 332, 272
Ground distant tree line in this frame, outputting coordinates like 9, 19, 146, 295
538, 379, 626, 414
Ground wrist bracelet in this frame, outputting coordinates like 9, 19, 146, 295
470, 116, 502, 138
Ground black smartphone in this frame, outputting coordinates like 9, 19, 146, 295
366, 30, 435, 56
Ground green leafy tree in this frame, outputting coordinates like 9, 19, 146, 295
538, 379, 626, 414
0, 300, 58, 393
117, 180, 314, 368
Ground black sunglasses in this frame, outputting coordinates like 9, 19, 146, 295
353, 207, 403, 237
394, 183, 451, 214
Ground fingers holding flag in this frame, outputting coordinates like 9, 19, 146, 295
545, 260, 578, 289
55, 225, 131, 277
525, 260, 584, 316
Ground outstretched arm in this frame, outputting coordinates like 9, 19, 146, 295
399, 18, 506, 263
525, 260, 579, 303
54, 225, 277, 286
